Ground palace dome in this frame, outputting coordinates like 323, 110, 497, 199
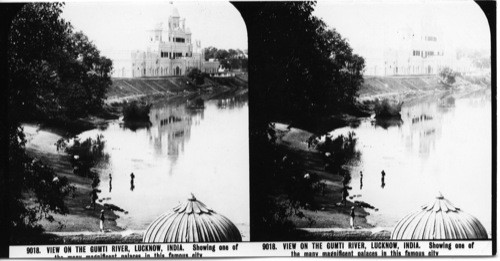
143, 194, 242, 242
391, 194, 488, 240
171, 6, 180, 18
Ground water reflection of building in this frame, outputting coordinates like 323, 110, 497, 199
402, 101, 443, 158
149, 104, 202, 158
216, 93, 248, 110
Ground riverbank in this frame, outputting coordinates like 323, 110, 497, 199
20, 75, 248, 243
23, 125, 124, 236
31, 75, 247, 137
358, 74, 490, 102
272, 123, 385, 237
272, 74, 491, 239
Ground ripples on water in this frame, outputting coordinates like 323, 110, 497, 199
331, 92, 492, 235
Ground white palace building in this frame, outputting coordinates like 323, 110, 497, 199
131, 5, 220, 77
364, 16, 482, 76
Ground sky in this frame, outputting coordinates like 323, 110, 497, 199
61, 0, 491, 76
61, 1, 247, 76
313, 0, 491, 67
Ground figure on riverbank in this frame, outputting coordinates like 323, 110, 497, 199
307, 135, 316, 149
350, 206, 356, 229
91, 176, 100, 189
342, 170, 351, 186
341, 185, 350, 206
130, 172, 135, 191
99, 210, 105, 232
381, 170, 386, 188
90, 189, 99, 210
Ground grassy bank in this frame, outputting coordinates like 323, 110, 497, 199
358, 74, 490, 102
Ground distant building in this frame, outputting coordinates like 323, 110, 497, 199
364, 16, 481, 76
366, 16, 451, 76
131, 4, 219, 77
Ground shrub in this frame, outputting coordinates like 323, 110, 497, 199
61, 135, 107, 178
439, 67, 459, 86
373, 99, 403, 118
317, 131, 360, 174
187, 68, 205, 85
122, 101, 151, 122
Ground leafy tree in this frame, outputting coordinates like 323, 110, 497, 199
187, 67, 205, 85
215, 49, 230, 60
439, 67, 458, 86
8, 3, 113, 122
5, 3, 111, 242
233, 1, 365, 240
204, 46, 218, 61
8, 125, 75, 242
203, 46, 248, 71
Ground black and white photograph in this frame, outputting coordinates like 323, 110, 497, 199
0, 0, 496, 258
3, 1, 249, 245
247, 0, 493, 243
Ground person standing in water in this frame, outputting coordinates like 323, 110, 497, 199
350, 206, 356, 229
109, 173, 112, 192
130, 172, 135, 191
381, 170, 386, 188
360, 171, 363, 190
99, 210, 105, 232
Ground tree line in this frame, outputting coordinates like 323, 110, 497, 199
204, 47, 248, 71
234, 1, 365, 240
5, 3, 112, 241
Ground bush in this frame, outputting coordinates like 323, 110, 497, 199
373, 99, 403, 118
122, 101, 151, 122
317, 131, 360, 173
187, 68, 205, 85
61, 135, 107, 178
439, 67, 459, 86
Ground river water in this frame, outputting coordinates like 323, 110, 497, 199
329, 90, 492, 236
78, 94, 249, 240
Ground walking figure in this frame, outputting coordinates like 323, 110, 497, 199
130, 172, 135, 191
350, 206, 356, 229
99, 210, 105, 232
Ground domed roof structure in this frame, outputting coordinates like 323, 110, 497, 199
143, 194, 242, 243
391, 194, 488, 240
170, 6, 180, 18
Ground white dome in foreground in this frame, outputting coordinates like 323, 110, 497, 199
143, 194, 242, 242
391, 194, 488, 240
